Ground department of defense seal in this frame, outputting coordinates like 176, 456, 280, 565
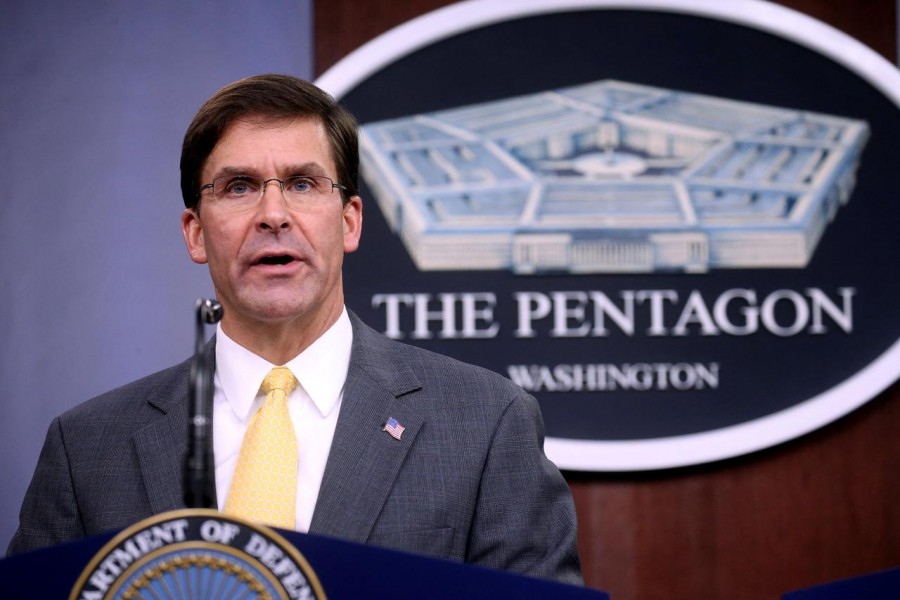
70, 510, 326, 600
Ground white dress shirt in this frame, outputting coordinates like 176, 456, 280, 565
213, 308, 352, 532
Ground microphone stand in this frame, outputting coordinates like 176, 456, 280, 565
184, 298, 223, 509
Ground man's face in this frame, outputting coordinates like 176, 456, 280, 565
181, 116, 362, 335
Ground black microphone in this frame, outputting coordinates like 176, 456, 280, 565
184, 297, 223, 509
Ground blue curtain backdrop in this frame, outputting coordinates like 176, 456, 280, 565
0, 0, 313, 551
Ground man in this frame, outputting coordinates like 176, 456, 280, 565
8, 74, 582, 584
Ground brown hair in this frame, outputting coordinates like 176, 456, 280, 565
180, 74, 358, 210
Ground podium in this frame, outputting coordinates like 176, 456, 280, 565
783, 566, 900, 599
0, 510, 607, 599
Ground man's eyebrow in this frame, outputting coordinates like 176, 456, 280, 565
210, 162, 329, 179
283, 162, 328, 176
204, 166, 257, 180
216, 166, 255, 177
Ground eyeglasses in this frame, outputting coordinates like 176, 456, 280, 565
198, 175, 347, 209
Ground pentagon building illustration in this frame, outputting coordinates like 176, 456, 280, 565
359, 80, 869, 274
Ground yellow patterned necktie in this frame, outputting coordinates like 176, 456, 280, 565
224, 366, 299, 529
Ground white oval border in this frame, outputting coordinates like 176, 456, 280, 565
317, 0, 900, 471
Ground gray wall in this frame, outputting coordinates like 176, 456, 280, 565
0, 0, 313, 551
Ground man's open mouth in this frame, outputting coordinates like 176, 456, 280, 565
257, 255, 295, 266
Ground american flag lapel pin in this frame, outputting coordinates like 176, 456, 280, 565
383, 417, 405, 440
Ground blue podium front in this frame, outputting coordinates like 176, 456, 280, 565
783, 566, 900, 600
0, 510, 606, 599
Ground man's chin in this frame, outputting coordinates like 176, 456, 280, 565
246, 303, 313, 324
230, 292, 338, 326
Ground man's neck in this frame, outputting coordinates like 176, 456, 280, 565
220, 305, 344, 365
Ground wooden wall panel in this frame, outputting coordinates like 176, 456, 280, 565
568, 380, 900, 598
314, 0, 458, 76
314, 1, 899, 597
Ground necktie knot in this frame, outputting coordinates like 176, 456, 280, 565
261, 366, 298, 398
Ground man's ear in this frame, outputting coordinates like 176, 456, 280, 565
181, 209, 208, 264
343, 196, 363, 253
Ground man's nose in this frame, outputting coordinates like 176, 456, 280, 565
257, 179, 290, 230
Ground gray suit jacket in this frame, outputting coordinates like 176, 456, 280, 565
7, 312, 582, 584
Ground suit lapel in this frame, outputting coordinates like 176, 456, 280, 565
133, 339, 216, 514
134, 402, 190, 514
309, 314, 423, 542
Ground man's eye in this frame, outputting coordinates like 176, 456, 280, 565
220, 177, 259, 196
287, 177, 314, 194
228, 181, 253, 195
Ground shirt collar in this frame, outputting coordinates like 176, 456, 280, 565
215, 307, 353, 422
